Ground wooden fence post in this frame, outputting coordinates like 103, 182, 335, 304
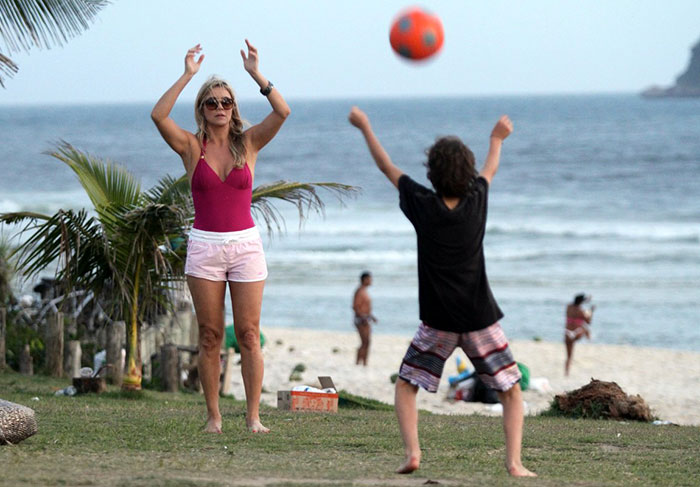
160, 344, 180, 393
45, 311, 64, 377
62, 315, 77, 374
0, 307, 6, 370
19, 344, 33, 375
220, 347, 236, 397
67, 340, 82, 378
107, 321, 125, 387
189, 308, 198, 346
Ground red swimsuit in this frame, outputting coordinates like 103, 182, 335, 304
191, 138, 255, 232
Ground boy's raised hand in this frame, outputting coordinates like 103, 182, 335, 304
480, 115, 513, 183
491, 115, 513, 141
349, 106, 370, 130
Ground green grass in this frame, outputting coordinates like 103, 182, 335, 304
337, 390, 394, 411
1, 371, 699, 486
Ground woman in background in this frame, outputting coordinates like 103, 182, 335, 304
565, 293, 595, 376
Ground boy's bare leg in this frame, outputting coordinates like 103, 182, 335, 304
498, 383, 537, 477
394, 379, 421, 474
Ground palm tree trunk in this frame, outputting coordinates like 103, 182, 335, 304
122, 260, 142, 390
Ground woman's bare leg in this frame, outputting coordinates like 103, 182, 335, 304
565, 336, 575, 376
229, 280, 268, 433
187, 276, 227, 433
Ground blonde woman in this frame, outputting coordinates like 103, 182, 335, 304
151, 41, 290, 433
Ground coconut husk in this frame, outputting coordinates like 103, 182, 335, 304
0, 399, 38, 445
554, 379, 652, 422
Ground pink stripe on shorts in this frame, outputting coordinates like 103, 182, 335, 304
185, 227, 268, 282
399, 322, 521, 393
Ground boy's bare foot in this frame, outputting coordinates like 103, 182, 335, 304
396, 454, 420, 474
507, 463, 537, 477
203, 417, 222, 434
247, 419, 270, 433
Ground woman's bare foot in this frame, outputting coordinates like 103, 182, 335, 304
507, 463, 537, 477
203, 416, 222, 434
396, 453, 420, 474
247, 418, 270, 433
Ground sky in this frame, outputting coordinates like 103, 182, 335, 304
1, 0, 700, 105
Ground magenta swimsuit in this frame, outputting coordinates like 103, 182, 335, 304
191, 137, 255, 232
184, 138, 267, 282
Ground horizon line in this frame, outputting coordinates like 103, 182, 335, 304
0, 90, 647, 108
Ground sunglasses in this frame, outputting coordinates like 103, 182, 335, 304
202, 97, 234, 111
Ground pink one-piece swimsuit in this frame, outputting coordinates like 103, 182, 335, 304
190, 138, 255, 232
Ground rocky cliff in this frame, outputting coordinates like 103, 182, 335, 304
642, 37, 700, 97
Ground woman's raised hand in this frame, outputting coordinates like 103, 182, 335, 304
240, 39, 259, 75
185, 44, 204, 76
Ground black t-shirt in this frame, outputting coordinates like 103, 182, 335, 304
399, 174, 503, 333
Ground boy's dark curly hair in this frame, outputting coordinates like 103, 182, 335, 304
425, 136, 477, 198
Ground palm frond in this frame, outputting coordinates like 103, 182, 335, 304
0, 0, 109, 85
98, 202, 188, 320
0, 210, 51, 226
0, 52, 17, 87
46, 140, 142, 210
9, 209, 113, 299
251, 181, 358, 235
102, 203, 186, 276
0, 234, 17, 304
0, 211, 53, 259
145, 173, 192, 210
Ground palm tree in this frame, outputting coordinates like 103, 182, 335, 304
1, 142, 356, 389
1, 144, 185, 387
0, 236, 16, 306
0, 0, 109, 87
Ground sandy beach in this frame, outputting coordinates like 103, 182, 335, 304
226, 327, 700, 426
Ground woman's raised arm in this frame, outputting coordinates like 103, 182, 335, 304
151, 44, 204, 159
242, 39, 291, 153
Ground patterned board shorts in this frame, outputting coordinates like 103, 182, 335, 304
399, 321, 521, 393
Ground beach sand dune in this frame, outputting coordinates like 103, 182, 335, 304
226, 327, 700, 426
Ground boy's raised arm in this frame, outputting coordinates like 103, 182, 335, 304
479, 115, 513, 184
349, 106, 404, 188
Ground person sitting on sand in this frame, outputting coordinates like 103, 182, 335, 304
151, 41, 290, 434
348, 107, 536, 477
352, 271, 378, 366
564, 293, 595, 376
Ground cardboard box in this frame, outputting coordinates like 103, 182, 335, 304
277, 376, 338, 413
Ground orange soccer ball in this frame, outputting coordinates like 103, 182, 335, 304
389, 7, 444, 61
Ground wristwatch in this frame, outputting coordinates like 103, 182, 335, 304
260, 81, 274, 96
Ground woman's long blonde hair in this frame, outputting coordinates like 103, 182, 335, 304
194, 76, 248, 168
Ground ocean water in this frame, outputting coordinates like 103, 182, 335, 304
1, 95, 699, 350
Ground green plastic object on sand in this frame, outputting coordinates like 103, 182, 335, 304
224, 325, 265, 353
517, 362, 530, 391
